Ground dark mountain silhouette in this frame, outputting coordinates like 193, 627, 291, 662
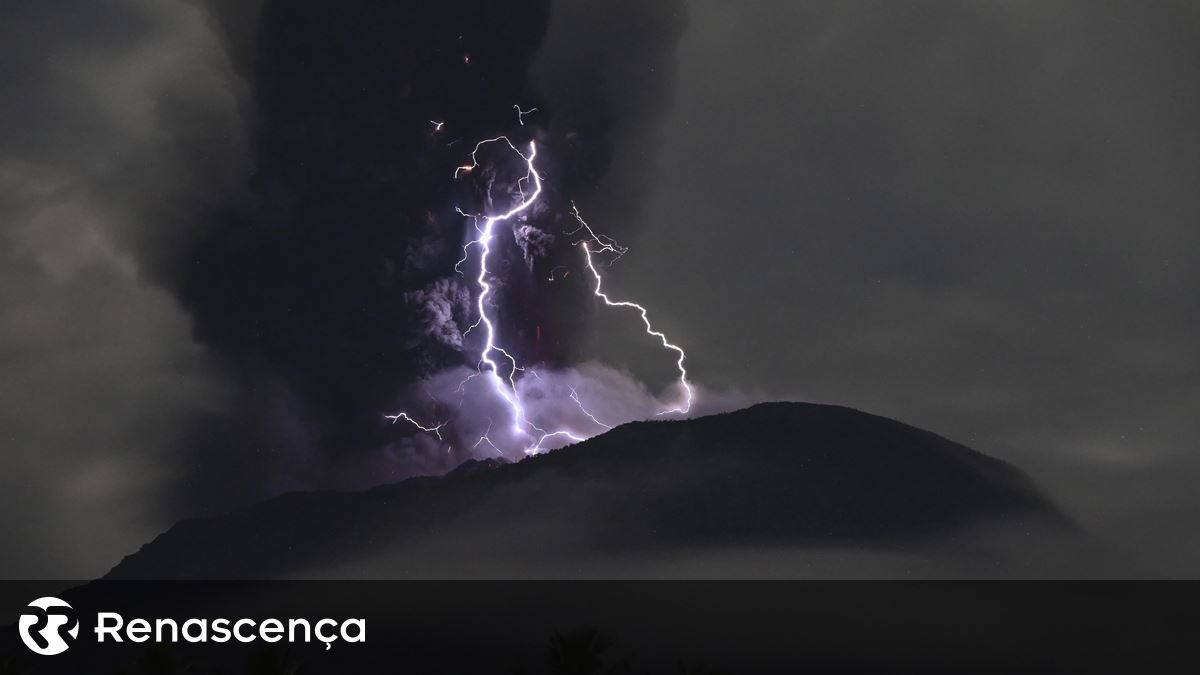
105, 402, 1065, 579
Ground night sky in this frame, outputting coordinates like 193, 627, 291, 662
1, 0, 1198, 578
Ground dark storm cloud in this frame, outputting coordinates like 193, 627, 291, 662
1, 0, 689, 577
619, 1, 1200, 573
0, 0, 245, 577
9, 0, 1194, 580
531, 1, 687, 243
167, 0, 688, 513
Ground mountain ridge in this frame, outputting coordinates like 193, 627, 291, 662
105, 402, 1065, 579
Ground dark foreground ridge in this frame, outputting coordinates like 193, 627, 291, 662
106, 402, 1064, 578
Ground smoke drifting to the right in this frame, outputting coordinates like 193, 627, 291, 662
393, 362, 753, 467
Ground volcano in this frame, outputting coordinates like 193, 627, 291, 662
105, 402, 1066, 579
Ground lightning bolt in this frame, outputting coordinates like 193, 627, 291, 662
579, 235, 694, 415
473, 418, 502, 456
523, 428, 588, 454
457, 137, 542, 435
513, 105, 538, 126
390, 123, 696, 457
567, 202, 628, 265
453, 206, 483, 276
570, 386, 611, 430
384, 412, 446, 440
452, 138, 616, 454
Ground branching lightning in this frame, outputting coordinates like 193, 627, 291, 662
384, 412, 446, 440
570, 386, 611, 430
565, 202, 691, 415
580, 240, 693, 415
568, 202, 628, 265
513, 105, 538, 126
460, 137, 542, 436
388, 113, 695, 458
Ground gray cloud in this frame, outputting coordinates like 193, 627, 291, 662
512, 223, 556, 270
0, 0, 247, 577
403, 277, 475, 351
531, 0, 687, 242
614, 1, 1200, 574
386, 362, 752, 464
3, 0, 1197, 579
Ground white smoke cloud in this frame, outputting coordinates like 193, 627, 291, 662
388, 362, 757, 464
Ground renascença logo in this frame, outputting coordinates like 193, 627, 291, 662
18, 597, 79, 656
14, 596, 365, 655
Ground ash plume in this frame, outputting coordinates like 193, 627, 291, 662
166, 0, 689, 508
405, 278, 474, 351
0, 0, 691, 571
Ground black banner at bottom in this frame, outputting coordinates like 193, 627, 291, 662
0, 581, 1197, 673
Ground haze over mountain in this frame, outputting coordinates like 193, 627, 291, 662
106, 402, 1069, 579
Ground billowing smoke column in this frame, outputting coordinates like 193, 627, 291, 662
158, 0, 689, 508
389, 119, 693, 459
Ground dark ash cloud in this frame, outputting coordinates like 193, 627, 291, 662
0, 0, 688, 576
5, 0, 1197, 579
169, 0, 689, 512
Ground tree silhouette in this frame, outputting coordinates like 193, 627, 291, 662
546, 627, 633, 675
109, 644, 182, 675
676, 662, 734, 675
245, 646, 306, 675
